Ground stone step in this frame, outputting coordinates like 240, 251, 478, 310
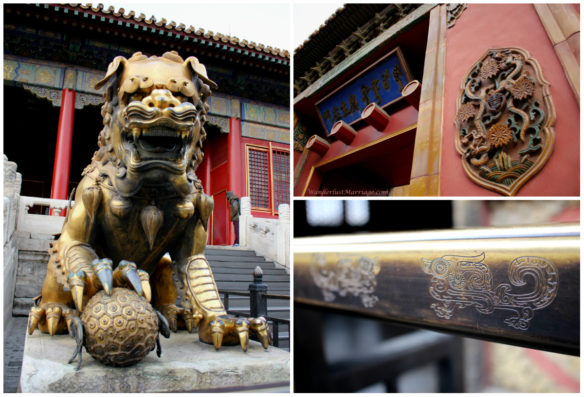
210, 264, 284, 271
212, 268, 287, 276
206, 255, 271, 263
13, 298, 35, 317
206, 247, 258, 256
16, 251, 50, 261
227, 305, 290, 314
191, 247, 289, 342
218, 294, 290, 302
224, 301, 290, 313
214, 274, 290, 283
216, 283, 289, 293
14, 250, 49, 301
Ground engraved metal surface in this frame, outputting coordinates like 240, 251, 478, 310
422, 253, 558, 330
310, 253, 380, 308
295, 223, 578, 355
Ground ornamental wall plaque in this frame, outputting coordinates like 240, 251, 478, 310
455, 48, 555, 196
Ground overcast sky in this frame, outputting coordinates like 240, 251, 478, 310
105, 3, 291, 51
293, 3, 343, 49
104, 2, 343, 52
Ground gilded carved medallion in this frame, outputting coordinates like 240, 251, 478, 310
455, 48, 555, 196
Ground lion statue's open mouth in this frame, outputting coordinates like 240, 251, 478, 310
123, 101, 199, 172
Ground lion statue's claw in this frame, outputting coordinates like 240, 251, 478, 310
203, 316, 270, 351
66, 315, 84, 371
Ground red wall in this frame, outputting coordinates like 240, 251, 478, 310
441, 4, 579, 196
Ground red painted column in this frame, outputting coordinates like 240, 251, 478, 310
50, 88, 76, 215
200, 144, 212, 195
227, 117, 243, 195
227, 117, 243, 243
199, 142, 212, 245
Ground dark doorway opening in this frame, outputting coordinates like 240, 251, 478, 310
4, 85, 102, 198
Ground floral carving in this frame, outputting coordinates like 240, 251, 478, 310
510, 74, 535, 100
479, 57, 499, 79
456, 102, 476, 124
488, 123, 513, 148
455, 48, 555, 196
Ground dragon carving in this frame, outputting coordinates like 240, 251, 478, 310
28, 51, 269, 368
422, 253, 558, 330
454, 48, 555, 196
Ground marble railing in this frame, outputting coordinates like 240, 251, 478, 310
239, 197, 290, 273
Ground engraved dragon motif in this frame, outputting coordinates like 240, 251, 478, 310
422, 253, 558, 330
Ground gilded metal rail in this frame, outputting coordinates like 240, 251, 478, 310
294, 224, 579, 355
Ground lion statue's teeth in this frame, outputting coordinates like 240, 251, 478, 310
143, 128, 178, 138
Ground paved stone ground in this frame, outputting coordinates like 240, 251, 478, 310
5, 315, 289, 393
4, 316, 28, 392
21, 331, 289, 392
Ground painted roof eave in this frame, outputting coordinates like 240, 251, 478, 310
43, 3, 289, 64
294, 4, 435, 104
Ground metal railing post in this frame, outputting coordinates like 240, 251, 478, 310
223, 292, 230, 311
249, 266, 268, 318
272, 321, 280, 347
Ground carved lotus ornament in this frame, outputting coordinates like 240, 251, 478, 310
455, 48, 555, 196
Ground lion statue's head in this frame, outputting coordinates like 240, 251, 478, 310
89, 51, 216, 197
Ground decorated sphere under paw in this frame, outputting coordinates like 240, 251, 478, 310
81, 288, 158, 366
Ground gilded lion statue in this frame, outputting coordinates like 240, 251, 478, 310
28, 51, 269, 369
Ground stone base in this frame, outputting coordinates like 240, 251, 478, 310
20, 330, 290, 392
